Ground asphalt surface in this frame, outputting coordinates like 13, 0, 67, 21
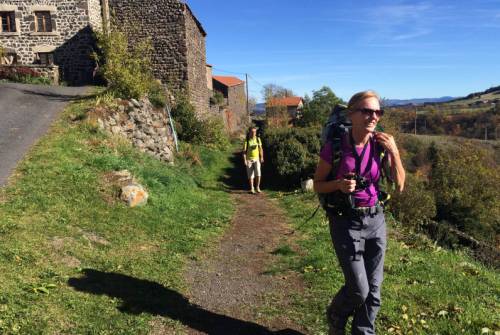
0, 82, 89, 187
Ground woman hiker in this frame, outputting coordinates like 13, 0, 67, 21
243, 126, 264, 194
313, 90, 405, 335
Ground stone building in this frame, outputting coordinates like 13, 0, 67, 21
212, 75, 248, 133
1, 0, 210, 116
266, 96, 304, 127
0, 0, 104, 84
107, 0, 210, 116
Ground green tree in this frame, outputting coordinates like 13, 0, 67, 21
297, 86, 343, 127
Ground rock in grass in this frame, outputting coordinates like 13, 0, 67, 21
301, 178, 314, 192
120, 183, 149, 207
130, 98, 142, 108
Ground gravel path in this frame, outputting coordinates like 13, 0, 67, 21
184, 189, 307, 335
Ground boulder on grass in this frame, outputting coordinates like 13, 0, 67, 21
120, 183, 149, 208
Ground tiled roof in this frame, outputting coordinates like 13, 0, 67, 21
213, 76, 245, 87
267, 96, 303, 107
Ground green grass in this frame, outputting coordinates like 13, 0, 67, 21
0, 99, 234, 334
268, 191, 500, 335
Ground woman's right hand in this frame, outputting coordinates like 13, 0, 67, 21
337, 178, 357, 193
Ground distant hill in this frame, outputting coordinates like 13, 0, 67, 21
446, 85, 500, 105
252, 103, 266, 116
384, 96, 456, 106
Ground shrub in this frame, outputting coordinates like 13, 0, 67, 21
199, 117, 230, 149
389, 173, 436, 226
171, 96, 229, 149
171, 96, 203, 141
263, 126, 320, 186
0, 66, 51, 85
93, 27, 165, 104
210, 91, 225, 106
400, 135, 431, 173
428, 143, 499, 244
148, 81, 167, 108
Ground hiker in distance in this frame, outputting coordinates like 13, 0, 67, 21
243, 126, 264, 194
313, 90, 405, 335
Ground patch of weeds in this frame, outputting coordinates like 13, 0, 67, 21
271, 244, 296, 256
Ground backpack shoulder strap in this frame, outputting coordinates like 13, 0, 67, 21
330, 129, 347, 179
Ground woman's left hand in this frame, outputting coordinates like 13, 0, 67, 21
374, 132, 399, 156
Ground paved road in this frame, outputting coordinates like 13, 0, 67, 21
0, 82, 89, 187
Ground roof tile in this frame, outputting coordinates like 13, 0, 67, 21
213, 76, 245, 87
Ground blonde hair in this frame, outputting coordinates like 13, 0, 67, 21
347, 90, 381, 110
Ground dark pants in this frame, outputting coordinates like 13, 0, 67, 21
328, 212, 387, 335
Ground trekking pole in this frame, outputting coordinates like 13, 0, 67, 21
286, 204, 321, 235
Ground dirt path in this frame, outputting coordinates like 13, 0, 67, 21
183, 188, 307, 335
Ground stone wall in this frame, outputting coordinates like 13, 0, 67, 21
108, 0, 209, 117
184, 5, 209, 116
95, 98, 176, 163
0, 64, 59, 84
227, 83, 247, 132
108, 0, 186, 93
0, 1, 102, 84
87, 0, 103, 30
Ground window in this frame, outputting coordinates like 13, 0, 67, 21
38, 52, 54, 65
35, 11, 52, 32
0, 11, 16, 32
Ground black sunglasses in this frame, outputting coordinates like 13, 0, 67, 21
355, 108, 384, 117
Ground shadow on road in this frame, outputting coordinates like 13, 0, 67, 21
18, 87, 93, 102
68, 269, 305, 335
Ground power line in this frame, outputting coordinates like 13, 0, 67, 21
247, 74, 265, 88
211, 67, 246, 76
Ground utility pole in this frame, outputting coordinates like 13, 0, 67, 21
245, 73, 250, 122
414, 106, 417, 135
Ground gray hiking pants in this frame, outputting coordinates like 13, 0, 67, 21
328, 212, 387, 335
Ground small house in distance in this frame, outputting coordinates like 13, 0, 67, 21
212, 75, 248, 133
266, 96, 304, 127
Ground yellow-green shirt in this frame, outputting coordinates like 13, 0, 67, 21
244, 137, 262, 160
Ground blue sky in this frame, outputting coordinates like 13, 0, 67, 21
187, 0, 500, 102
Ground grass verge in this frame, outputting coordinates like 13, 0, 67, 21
0, 98, 234, 334
268, 191, 499, 335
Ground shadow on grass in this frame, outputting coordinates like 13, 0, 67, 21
68, 269, 305, 335
219, 150, 249, 191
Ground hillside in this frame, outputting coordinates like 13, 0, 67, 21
0, 98, 235, 333
384, 96, 456, 106
268, 191, 499, 335
0, 96, 498, 334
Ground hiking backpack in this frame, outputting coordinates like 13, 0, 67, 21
318, 104, 394, 215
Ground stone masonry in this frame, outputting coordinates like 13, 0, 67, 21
108, 0, 210, 117
1, 0, 211, 118
212, 76, 248, 133
94, 97, 176, 163
0, 0, 103, 84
